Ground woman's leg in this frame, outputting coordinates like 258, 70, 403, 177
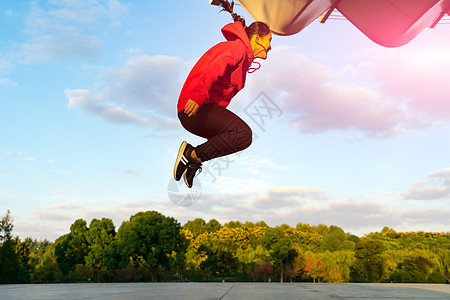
178, 102, 252, 162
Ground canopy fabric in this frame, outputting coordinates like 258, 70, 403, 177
237, 0, 333, 36
237, 0, 450, 47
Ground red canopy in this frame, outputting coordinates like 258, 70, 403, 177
237, 0, 450, 47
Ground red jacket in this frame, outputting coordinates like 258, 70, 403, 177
177, 22, 253, 112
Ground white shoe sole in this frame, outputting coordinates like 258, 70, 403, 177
174, 141, 188, 181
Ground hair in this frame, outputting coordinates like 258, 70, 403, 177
215, 0, 271, 39
245, 21, 271, 40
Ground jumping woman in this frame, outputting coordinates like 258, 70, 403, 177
174, 0, 272, 188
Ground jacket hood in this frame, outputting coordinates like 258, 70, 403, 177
221, 22, 253, 61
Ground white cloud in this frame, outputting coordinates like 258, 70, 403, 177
0, 78, 18, 87
430, 168, 450, 178
238, 152, 288, 173
48, 203, 82, 210
7, 0, 127, 65
16, 183, 450, 241
359, 30, 450, 119
400, 208, 450, 225
14, 221, 68, 241
402, 167, 450, 200
4, 10, 14, 17
166, 186, 449, 235
121, 169, 139, 176
101, 55, 184, 114
17, 33, 101, 64
44, 0, 127, 25
252, 186, 330, 209
246, 39, 450, 138
62, 26, 450, 139
66, 54, 186, 130
246, 45, 414, 138
36, 211, 76, 221
0, 59, 14, 74
125, 47, 144, 56
66, 88, 154, 126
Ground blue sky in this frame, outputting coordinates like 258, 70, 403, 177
1, 0, 449, 241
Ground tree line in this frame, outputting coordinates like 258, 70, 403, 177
0, 210, 449, 284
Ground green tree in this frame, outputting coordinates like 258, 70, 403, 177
237, 244, 271, 281
0, 211, 20, 283
205, 219, 222, 233
28, 239, 61, 283
392, 270, 414, 282
317, 250, 355, 282
321, 227, 347, 252
244, 221, 257, 228
198, 244, 238, 281
54, 237, 71, 275
353, 238, 385, 282
183, 218, 207, 238
104, 238, 129, 271
284, 248, 306, 282
255, 221, 269, 228
55, 219, 89, 275
171, 250, 186, 282
85, 218, 116, 282
15, 237, 32, 268
401, 255, 434, 282
261, 227, 291, 282
224, 220, 242, 228
116, 211, 187, 282
428, 270, 447, 283
14, 236, 33, 283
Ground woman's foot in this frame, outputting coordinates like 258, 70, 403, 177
174, 141, 194, 181
184, 161, 202, 188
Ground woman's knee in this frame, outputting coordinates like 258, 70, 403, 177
238, 122, 253, 151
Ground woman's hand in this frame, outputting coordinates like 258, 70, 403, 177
185, 99, 199, 117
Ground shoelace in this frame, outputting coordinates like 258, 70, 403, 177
194, 164, 202, 177
188, 163, 202, 177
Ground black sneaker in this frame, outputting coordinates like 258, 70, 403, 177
174, 141, 194, 181
184, 162, 202, 188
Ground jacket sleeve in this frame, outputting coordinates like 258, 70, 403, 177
188, 41, 245, 107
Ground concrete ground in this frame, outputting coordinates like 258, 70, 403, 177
1, 282, 449, 300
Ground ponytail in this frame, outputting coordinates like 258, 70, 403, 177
212, 0, 246, 28
211, 0, 271, 39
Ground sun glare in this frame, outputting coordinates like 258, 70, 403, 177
409, 46, 450, 70
424, 49, 450, 65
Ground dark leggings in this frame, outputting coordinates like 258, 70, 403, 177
178, 102, 252, 162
